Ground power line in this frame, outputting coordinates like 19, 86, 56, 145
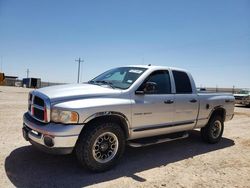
75, 58, 84, 83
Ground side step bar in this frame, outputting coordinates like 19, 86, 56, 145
127, 131, 189, 147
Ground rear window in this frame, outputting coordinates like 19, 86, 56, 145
173, 70, 192, 94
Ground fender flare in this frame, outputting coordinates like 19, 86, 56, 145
207, 106, 226, 122
83, 111, 131, 137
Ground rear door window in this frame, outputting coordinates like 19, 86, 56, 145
172, 71, 192, 94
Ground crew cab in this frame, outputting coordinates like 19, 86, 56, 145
22, 65, 235, 172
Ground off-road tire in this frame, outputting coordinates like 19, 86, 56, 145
201, 115, 224, 144
75, 121, 125, 172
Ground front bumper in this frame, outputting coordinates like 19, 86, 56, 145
235, 99, 250, 105
23, 112, 84, 154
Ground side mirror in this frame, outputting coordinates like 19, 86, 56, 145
144, 82, 157, 93
135, 82, 157, 95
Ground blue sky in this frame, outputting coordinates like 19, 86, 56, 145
0, 0, 249, 88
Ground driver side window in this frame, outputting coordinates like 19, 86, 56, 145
139, 70, 171, 94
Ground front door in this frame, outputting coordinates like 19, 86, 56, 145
131, 70, 174, 131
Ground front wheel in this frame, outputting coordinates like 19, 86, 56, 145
201, 116, 224, 144
75, 122, 125, 172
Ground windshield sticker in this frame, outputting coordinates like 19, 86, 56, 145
127, 80, 133, 83
129, 69, 143, 74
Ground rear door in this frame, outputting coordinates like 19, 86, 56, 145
172, 70, 199, 129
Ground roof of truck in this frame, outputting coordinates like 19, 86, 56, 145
126, 65, 188, 72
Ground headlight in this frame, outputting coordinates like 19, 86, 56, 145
51, 109, 79, 124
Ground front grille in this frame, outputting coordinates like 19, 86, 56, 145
28, 93, 48, 123
33, 108, 44, 121
34, 96, 44, 107
234, 96, 243, 100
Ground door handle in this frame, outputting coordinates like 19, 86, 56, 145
189, 99, 197, 103
164, 100, 174, 104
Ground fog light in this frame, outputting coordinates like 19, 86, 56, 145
44, 135, 54, 147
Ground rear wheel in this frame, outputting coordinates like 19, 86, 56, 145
75, 121, 125, 172
201, 115, 224, 144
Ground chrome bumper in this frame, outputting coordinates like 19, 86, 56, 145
23, 112, 84, 154
235, 99, 250, 105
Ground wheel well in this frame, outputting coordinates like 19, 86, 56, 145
82, 115, 129, 138
210, 107, 226, 121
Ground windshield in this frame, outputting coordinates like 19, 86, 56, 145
238, 90, 250, 94
89, 67, 147, 89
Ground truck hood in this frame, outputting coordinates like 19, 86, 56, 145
34, 83, 122, 103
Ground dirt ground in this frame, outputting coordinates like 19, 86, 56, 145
0, 86, 250, 188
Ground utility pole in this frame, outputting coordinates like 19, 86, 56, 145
75, 58, 84, 83
26, 69, 30, 78
0, 56, 3, 72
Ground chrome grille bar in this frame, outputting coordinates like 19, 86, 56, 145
28, 91, 51, 123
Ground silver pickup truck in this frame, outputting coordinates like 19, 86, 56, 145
22, 65, 235, 172
234, 89, 250, 107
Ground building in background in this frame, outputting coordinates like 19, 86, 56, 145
0, 72, 5, 85
4, 75, 18, 86
22, 78, 41, 88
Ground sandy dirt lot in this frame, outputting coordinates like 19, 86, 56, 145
0, 86, 250, 188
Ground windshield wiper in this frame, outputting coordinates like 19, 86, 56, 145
88, 80, 115, 89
